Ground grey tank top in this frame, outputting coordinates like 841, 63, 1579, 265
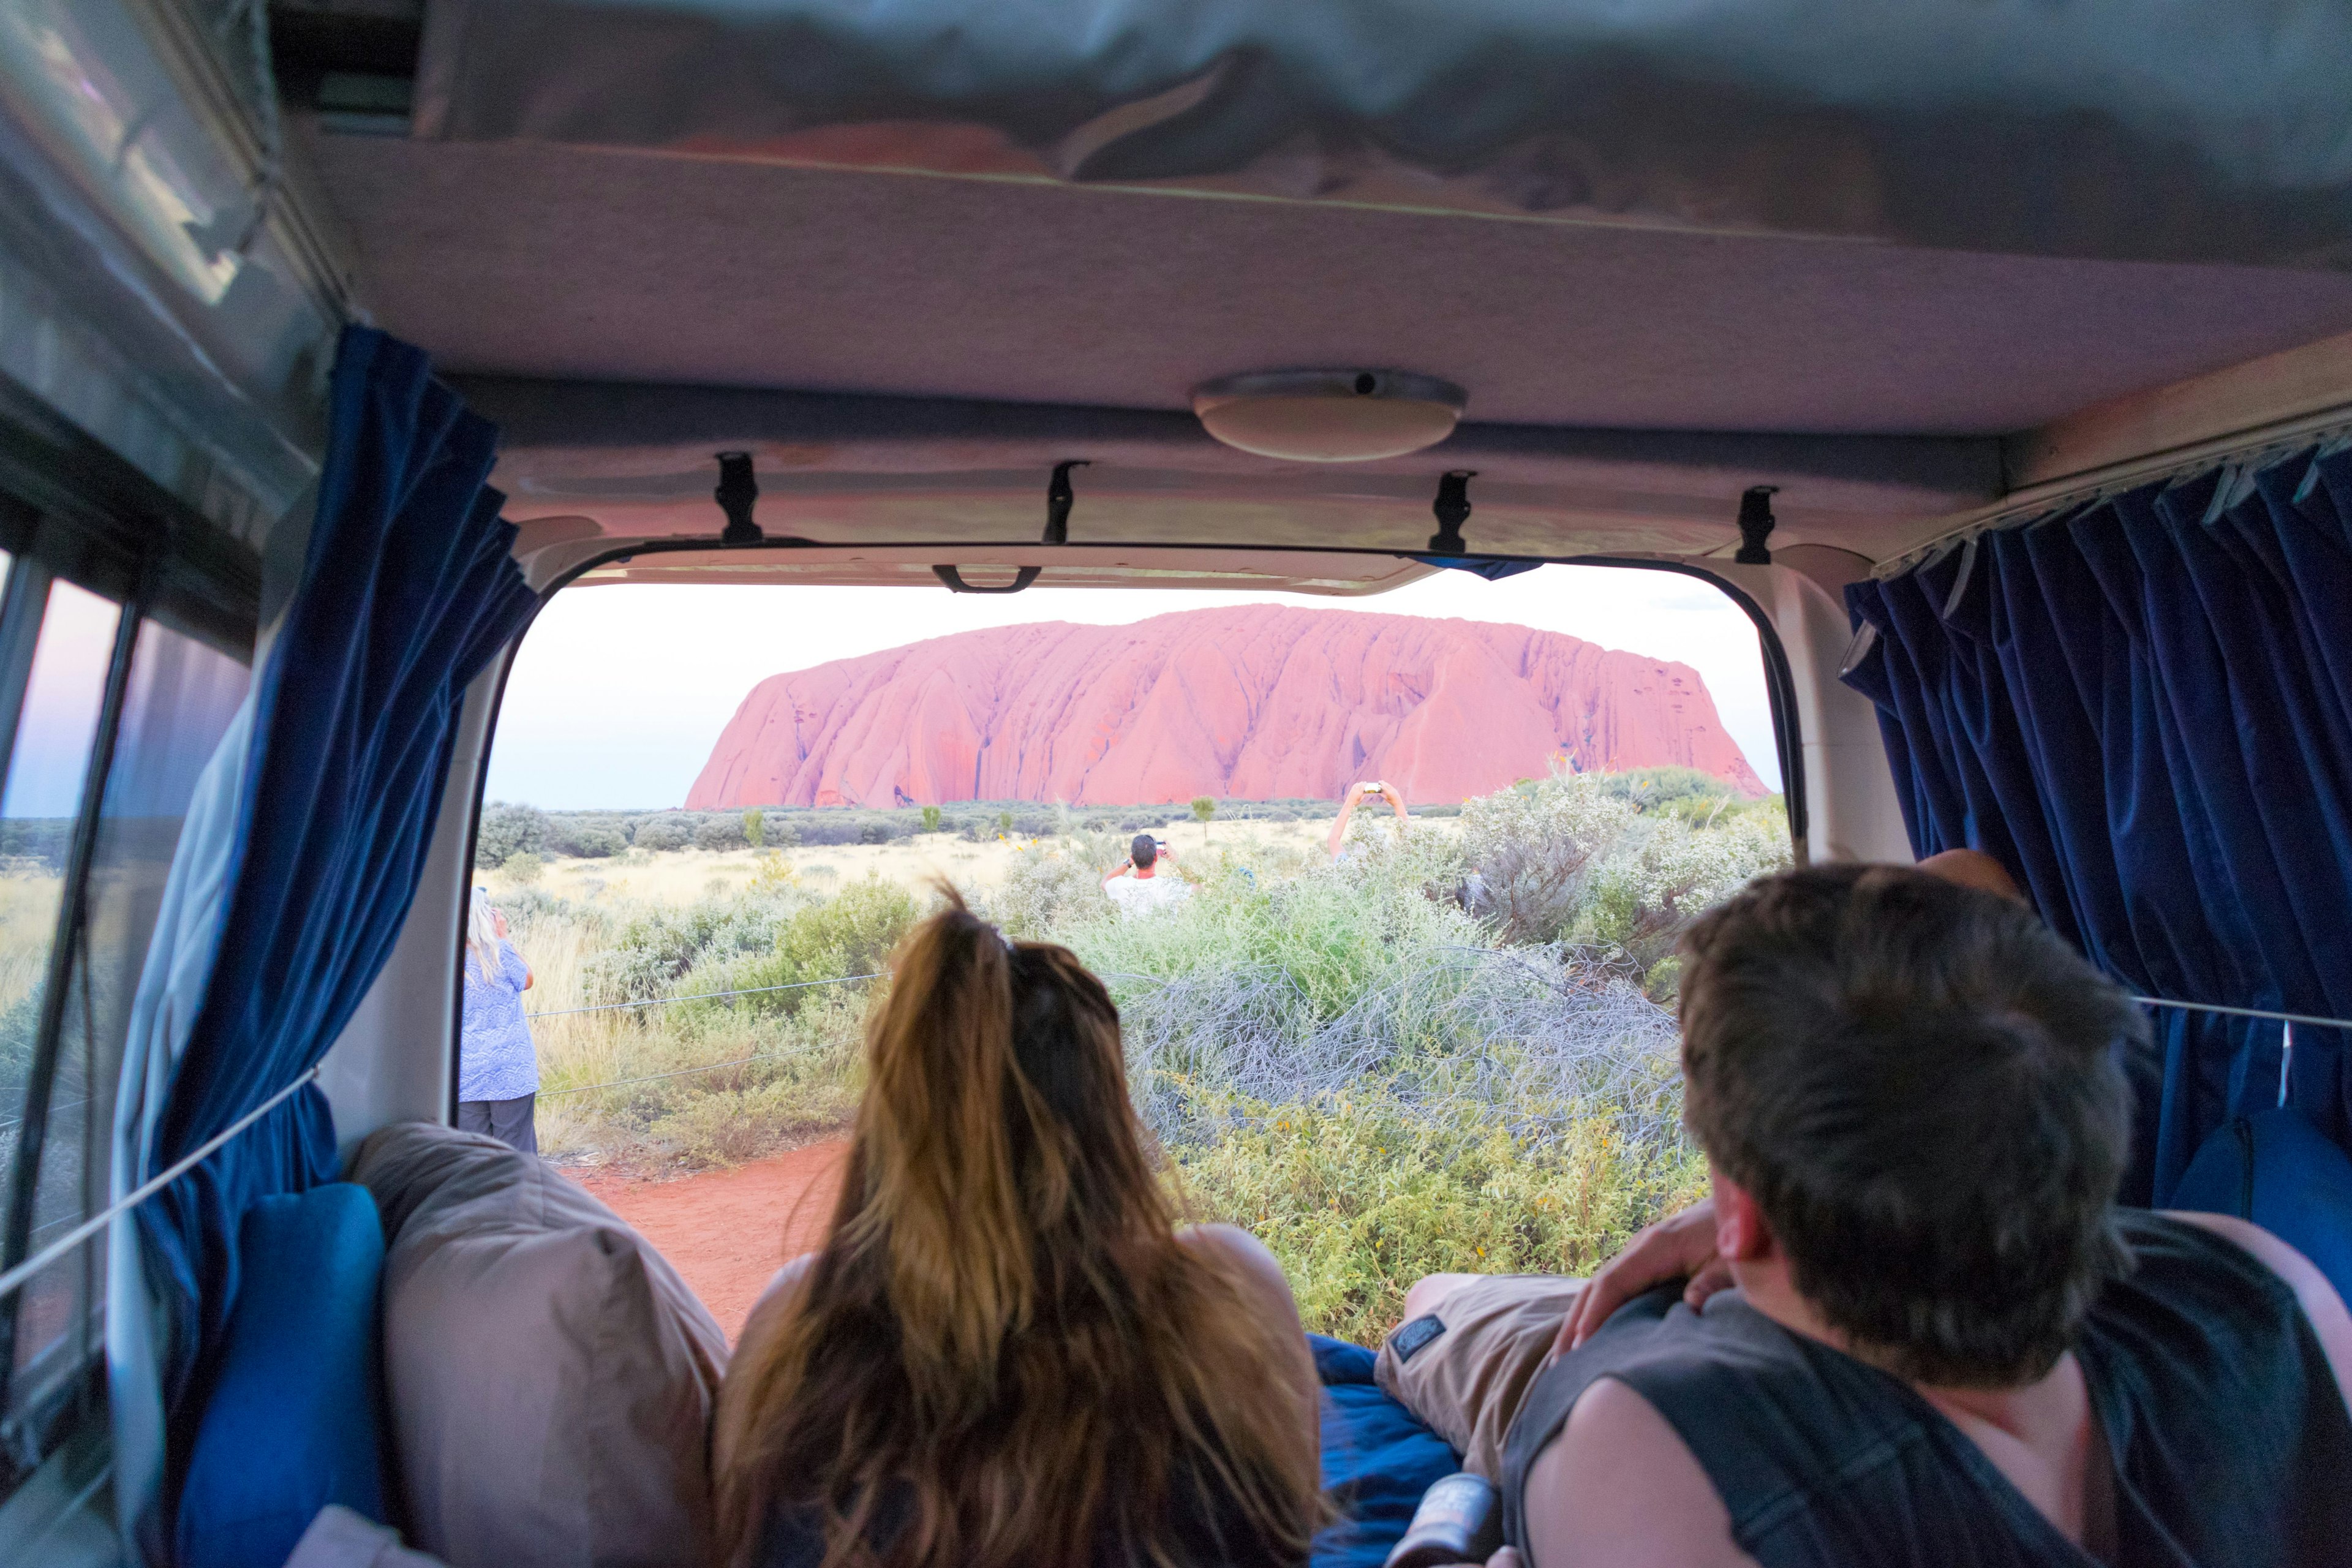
1500, 1211, 2352, 1566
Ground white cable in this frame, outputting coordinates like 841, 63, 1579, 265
0, 1066, 320, 1305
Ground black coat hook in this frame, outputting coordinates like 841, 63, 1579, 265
715, 451, 763, 545
933, 565, 1041, 594
1427, 470, 1477, 554
1735, 486, 1778, 565
1044, 459, 1089, 545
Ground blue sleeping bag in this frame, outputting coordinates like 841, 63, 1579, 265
1310, 1334, 1459, 1568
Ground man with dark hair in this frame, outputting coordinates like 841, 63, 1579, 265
1383, 863, 2352, 1567
1102, 831, 1191, 917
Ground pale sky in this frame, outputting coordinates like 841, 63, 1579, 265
486, 564, 1779, 810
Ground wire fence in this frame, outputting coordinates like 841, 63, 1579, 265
525, 972, 883, 1020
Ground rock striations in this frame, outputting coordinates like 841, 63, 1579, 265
686, 606, 1766, 809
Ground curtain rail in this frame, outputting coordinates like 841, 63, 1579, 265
1876, 415, 2352, 581
2132, 995, 2349, 1031
0, 1065, 322, 1305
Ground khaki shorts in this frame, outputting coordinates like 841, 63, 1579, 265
1373, 1274, 1585, 1479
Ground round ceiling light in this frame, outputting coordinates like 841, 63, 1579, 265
1191, 369, 1466, 462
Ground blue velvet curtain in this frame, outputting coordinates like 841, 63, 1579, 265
138, 327, 537, 1412
1841, 441, 2352, 1204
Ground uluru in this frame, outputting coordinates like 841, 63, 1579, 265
685, 606, 1765, 809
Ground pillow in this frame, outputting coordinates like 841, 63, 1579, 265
2170, 1106, 2352, 1306
178, 1183, 390, 1568
352, 1122, 731, 1568
287, 1506, 454, 1568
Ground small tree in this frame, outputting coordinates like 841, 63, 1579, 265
921, 804, 941, 835
476, 801, 548, 869
744, 806, 764, 848
997, 809, 1014, 837
1191, 795, 1216, 840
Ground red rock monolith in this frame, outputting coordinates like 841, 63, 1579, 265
685, 606, 1766, 807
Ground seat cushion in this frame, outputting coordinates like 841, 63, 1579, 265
352, 1121, 730, 1568
1310, 1333, 1460, 1568
178, 1183, 389, 1568
2170, 1106, 2352, 1305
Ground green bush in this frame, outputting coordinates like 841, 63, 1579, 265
633, 814, 693, 852
1178, 1090, 1706, 1342
921, 804, 941, 834
502, 851, 545, 884
696, 814, 750, 851
477, 801, 548, 868
722, 875, 925, 1019
546, 816, 627, 858
744, 807, 764, 848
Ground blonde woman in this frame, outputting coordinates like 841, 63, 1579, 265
458, 887, 538, 1152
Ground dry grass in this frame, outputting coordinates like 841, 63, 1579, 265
0, 867, 61, 1012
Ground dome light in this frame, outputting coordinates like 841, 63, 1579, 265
1191, 370, 1466, 462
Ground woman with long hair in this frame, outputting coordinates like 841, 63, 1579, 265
458, 887, 538, 1152
715, 895, 1322, 1568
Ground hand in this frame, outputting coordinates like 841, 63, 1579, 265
1553, 1197, 1731, 1359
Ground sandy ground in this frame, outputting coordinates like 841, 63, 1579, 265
568, 1139, 851, 1341
486, 816, 1359, 907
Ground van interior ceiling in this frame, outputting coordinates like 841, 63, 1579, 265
1, 1, 2350, 1563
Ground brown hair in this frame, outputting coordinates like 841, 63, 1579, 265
714, 894, 1320, 1568
1677, 863, 2145, 1387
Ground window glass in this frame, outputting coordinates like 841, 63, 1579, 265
2, 616, 249, 1445
0, 581, 122, 1260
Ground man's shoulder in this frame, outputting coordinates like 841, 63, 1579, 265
1524, 1377, 1756, 1568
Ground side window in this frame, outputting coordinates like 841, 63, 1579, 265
0, 567, 251, 1479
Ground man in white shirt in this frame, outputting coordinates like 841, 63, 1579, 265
1103, 833, 1193, 916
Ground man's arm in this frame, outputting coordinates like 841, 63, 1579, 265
2166, 1210, 2352, 1414
1521, 1378, 1757, 1568
1102, 858, 1131, 886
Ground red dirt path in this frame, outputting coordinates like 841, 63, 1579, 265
568, 1139, 848, 1341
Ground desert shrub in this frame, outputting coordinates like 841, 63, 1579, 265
0, 820, 72, 869
720, 874, 924, 1019
1594, 766, 1734, 814
546, 815, 627, 858
981, 837, 1115, 940
696, 814, 749, 851
1178, 1089, 1706, 1342
794, 815, 863, 846
502, 851, 545, 884
583, 886, 810, 1003
921, 804, 941, 834
476, 801, 549, 867
859, 818, 893, 845
633, 814, 693, 852
744, 807, 764, 848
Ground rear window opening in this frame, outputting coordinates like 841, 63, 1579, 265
470, 564, 1791, 1341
